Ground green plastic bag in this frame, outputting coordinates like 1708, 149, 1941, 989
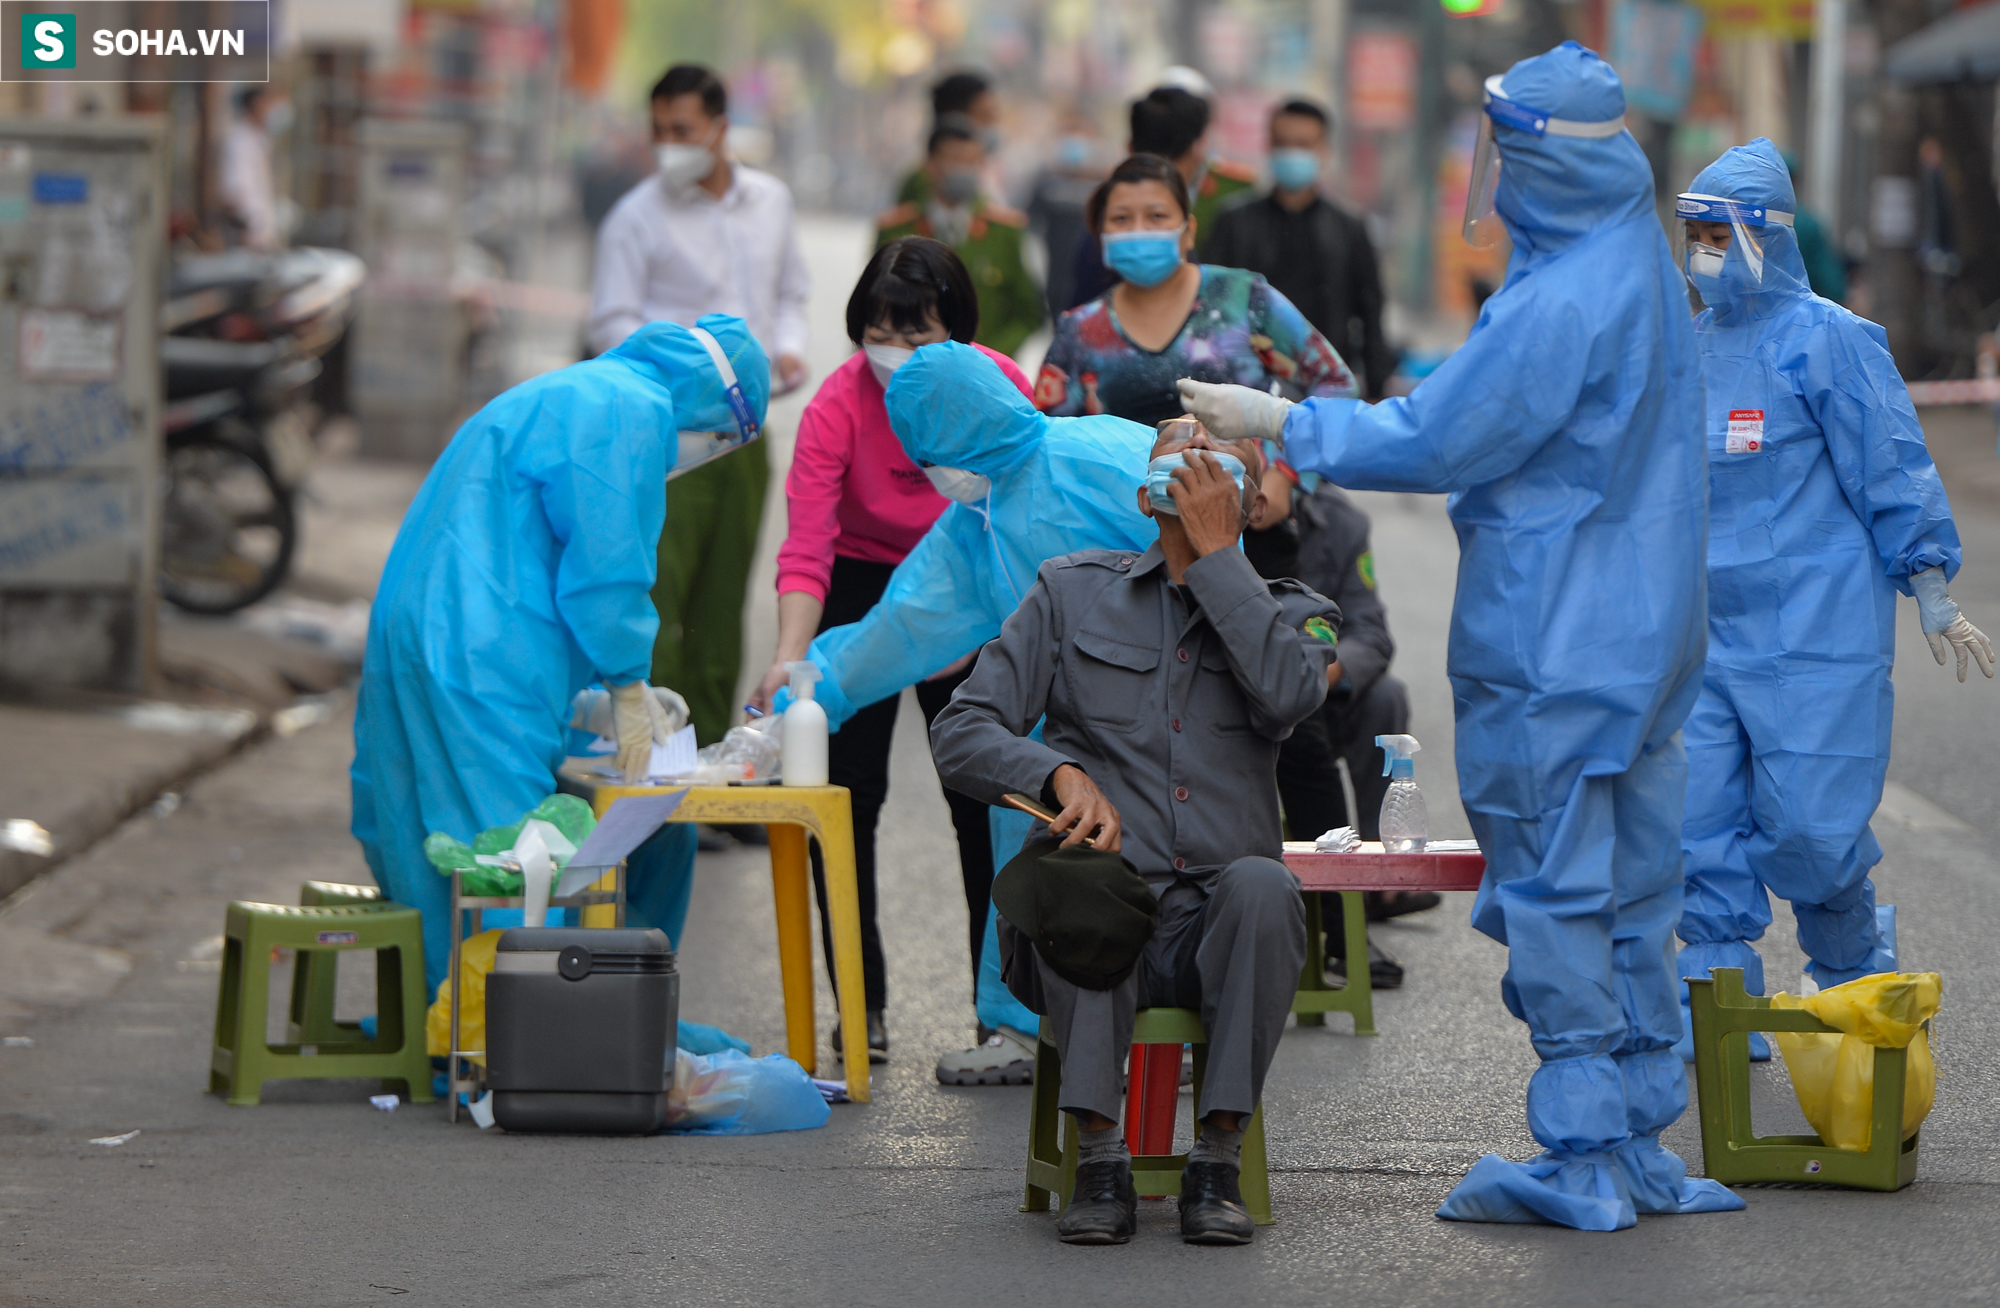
424, 794, 597, 897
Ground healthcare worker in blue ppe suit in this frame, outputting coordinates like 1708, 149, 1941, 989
1672, 139, 1990, 1056
1180, 42, 1739, 1231
785, 339, 1160, 1079
352, 316, 769, 997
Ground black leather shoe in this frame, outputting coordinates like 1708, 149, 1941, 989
1365, 889, 1441, 921
1056, 1160, 1137, 1245
831, 1010, 889, 1064
1178, 1161, 1254, 1245
1327, 939, 1405, 989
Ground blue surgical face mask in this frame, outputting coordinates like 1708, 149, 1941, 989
1101, 227, 1186, 288
1145, 450, 1247, 516
1270, 148, 1319, 191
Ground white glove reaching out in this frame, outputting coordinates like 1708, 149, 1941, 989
606, 681, 684, 782
1911, 567, 1995, 682
1176, 378, 1292, 443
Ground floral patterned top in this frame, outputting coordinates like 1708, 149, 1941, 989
1033, 264, 1357, 428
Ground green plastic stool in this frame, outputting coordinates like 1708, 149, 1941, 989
288, 882, 385, 1045
1688, 967, 1918, 1191
1291, 890, 1375, 1035
209, 901, 433, 1106
1022, 1007, 1273, 1225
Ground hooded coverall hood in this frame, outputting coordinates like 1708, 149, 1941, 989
1494, 42, 1655, 265
1686, 137, 1813, 322
884, 340, 1045, 477
608, 314, 772, 435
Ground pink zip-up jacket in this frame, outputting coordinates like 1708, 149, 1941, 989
776, 344, 1032, 602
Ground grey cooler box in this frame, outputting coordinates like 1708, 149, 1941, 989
486, 927, 679, 1133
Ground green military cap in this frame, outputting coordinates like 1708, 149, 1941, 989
992, 837, 1159, 991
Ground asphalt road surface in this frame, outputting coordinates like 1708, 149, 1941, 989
4, 221, 1998, 1303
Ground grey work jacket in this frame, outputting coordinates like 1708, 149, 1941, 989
930, 541, 1340, 877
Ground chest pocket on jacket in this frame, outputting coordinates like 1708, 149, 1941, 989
1196, 642, 1255, 735
1071, 628, 1158, 732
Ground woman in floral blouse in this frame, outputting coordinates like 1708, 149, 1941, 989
1034, 152, 1356, 429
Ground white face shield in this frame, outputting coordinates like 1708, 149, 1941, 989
671, 326, 762, 480
1673, 193, 1795, 291
1462, 74, 1630, 249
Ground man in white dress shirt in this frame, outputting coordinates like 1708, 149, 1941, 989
588, 64, 811, 765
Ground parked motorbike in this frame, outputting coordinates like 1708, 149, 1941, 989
158, 246, 364, 614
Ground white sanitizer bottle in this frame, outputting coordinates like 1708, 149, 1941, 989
781, 661, 828, 787
1376, 734, 1428, 853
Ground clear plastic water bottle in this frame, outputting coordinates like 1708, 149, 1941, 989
1376, 734, 1428, 853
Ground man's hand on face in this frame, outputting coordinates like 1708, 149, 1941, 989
1049, 763, 1122, 853
1167, 449, 1249, 558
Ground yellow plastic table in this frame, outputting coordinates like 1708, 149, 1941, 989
558, 761, 870, 1103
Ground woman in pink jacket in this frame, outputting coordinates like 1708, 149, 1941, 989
752, 237, 1033, 1066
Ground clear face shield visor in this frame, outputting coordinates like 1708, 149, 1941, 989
1463, 74, 1630, 249
1674, 193, 1793, 288
671, 325, 763, 479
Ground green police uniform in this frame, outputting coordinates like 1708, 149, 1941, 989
1193, 158, 1258, 258
875, 199, 1045, 358
894, 165, 932, 207
650, 440, 769, 746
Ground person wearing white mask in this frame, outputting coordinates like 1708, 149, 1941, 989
751, 238, 1035, 1066
219, 85, 290, 251
587, 64, 811, 775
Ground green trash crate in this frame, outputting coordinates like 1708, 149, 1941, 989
1688, 967, 1918, 1192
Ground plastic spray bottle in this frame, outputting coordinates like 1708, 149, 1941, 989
781, 661, 828, 786
1376, 734, 1428, 853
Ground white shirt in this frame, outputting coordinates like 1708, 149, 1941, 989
587, 162, 810, 362
219, 119, 277, 251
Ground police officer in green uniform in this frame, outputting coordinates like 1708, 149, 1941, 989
877, 120, 1044, 359
894, 69, 1001, 209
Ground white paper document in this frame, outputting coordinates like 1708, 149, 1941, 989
557, 790, 691, 898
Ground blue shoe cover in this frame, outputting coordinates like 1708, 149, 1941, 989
1805, 905, 1897, 990
1612, 1138, 1746, 1215
1437, 1153, 1636, 1231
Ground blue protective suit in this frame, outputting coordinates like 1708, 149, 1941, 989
352, 318, 770, 995
1279, 44, 1737, 1229
802, 341, 1159, 1034
1677, 139, 1956, 1007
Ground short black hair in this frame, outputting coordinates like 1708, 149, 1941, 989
1272, 98, 1330, 132
650, 64, 726, 119
1129, 88, 1209, 162
931, 71, 991, 119
1086, 154, 1192, 235
927, 116, 980, 158
846, 237, 980, 346
236, 86, 268, 115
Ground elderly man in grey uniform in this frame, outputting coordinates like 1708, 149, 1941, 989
931, 428, 1338, 1247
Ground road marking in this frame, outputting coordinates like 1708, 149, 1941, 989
1876, 781, 1973, 833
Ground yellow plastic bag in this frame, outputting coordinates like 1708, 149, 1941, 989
424, 929, 502, 1062
1770, 971, 1942, 1152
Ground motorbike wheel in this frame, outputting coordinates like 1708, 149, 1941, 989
159, 428, 297, 615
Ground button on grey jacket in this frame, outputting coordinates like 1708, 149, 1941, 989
930, 541, 1341, 877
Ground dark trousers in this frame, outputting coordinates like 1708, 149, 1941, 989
1274, 674, 1410, 955
808, 555, 994, 1011
1002, 859, 1307, 1122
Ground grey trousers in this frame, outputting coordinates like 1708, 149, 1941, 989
1001, 856, 1307, 1123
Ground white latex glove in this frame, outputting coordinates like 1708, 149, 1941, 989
1911, 567, 1994, 682
608, 680, 675, 782
1176, 378, 1291, 443
572, 685, 690, 738
1930, 615, 1994, 682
